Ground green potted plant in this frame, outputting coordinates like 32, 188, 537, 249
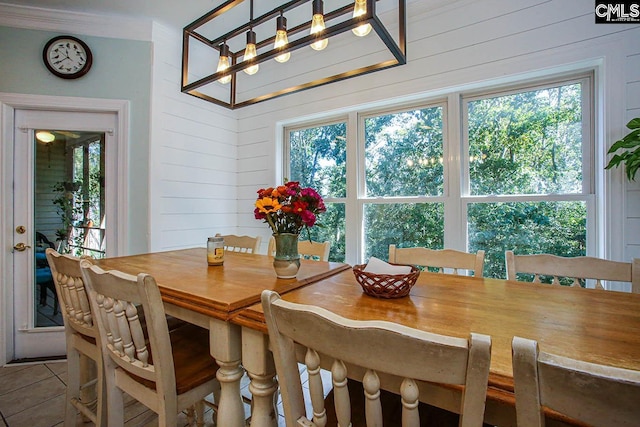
52, 181, 82, 253
605, 118, 640, 181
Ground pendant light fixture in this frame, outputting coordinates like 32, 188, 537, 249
352, 0, 372, 37
274, 13, 291, 63
243, 29, 259, 75
242, 0, 259, 75
182, 0, 407, 109
36, 131, 55, 143
216, 42, 232, 84
310, 0, 328, 51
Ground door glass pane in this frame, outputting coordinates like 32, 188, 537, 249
34, 129, 106, 327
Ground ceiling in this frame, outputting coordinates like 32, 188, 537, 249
5, 0, 228, 29
5, 0, 431, 32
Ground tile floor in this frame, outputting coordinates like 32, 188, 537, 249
0, 359, 328, 427
0, 360, 230, 427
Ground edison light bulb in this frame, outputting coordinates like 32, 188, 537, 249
216, 43, 232, 84
243, 30, 259, 75
352, 0, 372, 37
274, 15, 290, 63
310, 0, 328, 51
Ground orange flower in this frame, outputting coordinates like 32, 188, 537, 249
255, 197, 282, 214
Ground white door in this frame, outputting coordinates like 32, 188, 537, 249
12, 108, 117, 360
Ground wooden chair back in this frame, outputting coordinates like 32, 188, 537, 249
46, 248, 95, 337
505, 251, 640, 292
262, 290, 491, 427
388, 245, 485, 277
512, 336, 640, 427
216, 233, 261, 253
80, 261, 219, 426
267, 236, 331, 261
45, 248, 105, 426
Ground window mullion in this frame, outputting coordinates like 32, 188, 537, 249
345, 111, 360, 265
444, 93, 465, 251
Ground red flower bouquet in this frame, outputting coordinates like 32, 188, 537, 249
254, 181, 325, 236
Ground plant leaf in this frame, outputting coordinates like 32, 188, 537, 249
626, 118, 640, 129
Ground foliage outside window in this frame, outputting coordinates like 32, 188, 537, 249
53, 138, 105, 258
466, 81, 590, 278
288, 122, 347, 261
286, 74, 593, 280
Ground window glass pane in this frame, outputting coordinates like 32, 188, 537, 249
468, 201, 587, 279
468, 83, 583, 195
289, 122, 347, 198
304, 203, 345, 262
365, 107, 443, 197
364, 203, 444, 260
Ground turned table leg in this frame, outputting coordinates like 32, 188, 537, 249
210, 319, 246, 427
242, 327, 278, 427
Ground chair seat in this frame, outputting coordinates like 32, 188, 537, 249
123, 323, 219, 395
171, 324, 219, 394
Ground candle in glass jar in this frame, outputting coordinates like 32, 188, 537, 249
207, 236, 224, 266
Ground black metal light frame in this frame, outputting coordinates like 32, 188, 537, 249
181, 0, 406, 109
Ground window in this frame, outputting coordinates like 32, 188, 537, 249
285, 73, 594, 277
286, 121, 347, 262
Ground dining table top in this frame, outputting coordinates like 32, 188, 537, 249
232, 267, 640, 391
92, 247, 350, 321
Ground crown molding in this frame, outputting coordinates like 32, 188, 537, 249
0, 2, 152, 41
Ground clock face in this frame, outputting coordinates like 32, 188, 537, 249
43, 36, 93, 79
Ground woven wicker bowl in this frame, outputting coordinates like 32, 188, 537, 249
352, 264, 420, 299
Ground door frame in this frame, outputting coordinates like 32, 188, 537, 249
0, 92, 130, 365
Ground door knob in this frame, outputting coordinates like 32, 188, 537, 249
13, 242, 31, 252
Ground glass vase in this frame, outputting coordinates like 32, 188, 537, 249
272, 233, 301, 278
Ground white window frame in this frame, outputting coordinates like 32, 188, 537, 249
284, 71, 596, 266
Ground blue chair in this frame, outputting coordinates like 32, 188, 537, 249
35, 233, 57, 315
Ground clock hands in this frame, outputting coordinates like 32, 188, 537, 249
51, 45, 84, 70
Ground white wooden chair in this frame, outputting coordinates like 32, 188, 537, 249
262, 290, 492, 427
216, 233, 261, 253
511, 336, 640, 427
505, 251, 640, 292
45, 248, 106, 427
388, 245, 485, 277
267, 236, 331, 261
80, 261, 220, 427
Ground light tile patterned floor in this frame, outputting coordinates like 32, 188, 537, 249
0, 360, 310, 427
0, 361, 224, 426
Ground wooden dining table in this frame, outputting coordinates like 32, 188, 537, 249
233, 268, 640, 427
92, 247, 350, 427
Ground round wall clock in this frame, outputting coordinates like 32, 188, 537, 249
43, 35, 93, 79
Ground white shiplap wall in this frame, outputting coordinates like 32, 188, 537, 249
234, 0, 640, 260
625, 48, 640, 261
149, 23, 239, 251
